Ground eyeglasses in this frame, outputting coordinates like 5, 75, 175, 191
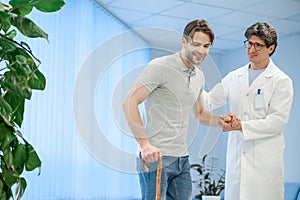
244, 40, 266, 51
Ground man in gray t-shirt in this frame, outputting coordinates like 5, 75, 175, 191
138, 52, 205, 157
123, 19, 224, 200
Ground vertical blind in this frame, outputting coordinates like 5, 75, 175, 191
20, 0, 151, 199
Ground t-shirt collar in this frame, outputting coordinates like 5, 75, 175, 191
176, 52, 196, 75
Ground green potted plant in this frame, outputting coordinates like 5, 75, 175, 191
191, 155, 225, 200
0, 0, 64, 199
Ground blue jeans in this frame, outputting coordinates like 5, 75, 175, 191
137, 156, 192, 200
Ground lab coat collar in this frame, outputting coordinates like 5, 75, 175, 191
238, 59, 276, 76
236, 59, 276, 89
263, 59, 276, 78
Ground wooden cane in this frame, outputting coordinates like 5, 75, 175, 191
155, 155, 162, 200
142, 153, 162, 200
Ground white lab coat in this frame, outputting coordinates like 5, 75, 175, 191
206, 60, 293, 200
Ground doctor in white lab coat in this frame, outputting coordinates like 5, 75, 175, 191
206, 22, 294, 200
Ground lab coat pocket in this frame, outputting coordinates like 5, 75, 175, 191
254, 94, 264, 110
252, 92, 272, 119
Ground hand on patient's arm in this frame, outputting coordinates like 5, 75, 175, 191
220, 113, 242, 131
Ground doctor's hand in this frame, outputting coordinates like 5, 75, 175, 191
219, 113, 242, 131
218, 112, 234, 128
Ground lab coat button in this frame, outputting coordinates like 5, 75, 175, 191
244, 112, 247, 115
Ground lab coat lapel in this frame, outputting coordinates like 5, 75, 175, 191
237, 65, 250, 91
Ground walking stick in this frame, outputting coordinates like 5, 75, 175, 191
142, 153, 162, 200
155, 155, 162, 200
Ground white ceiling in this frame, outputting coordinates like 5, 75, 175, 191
94, 0, 300, 53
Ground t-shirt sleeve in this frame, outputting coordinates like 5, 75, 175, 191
137, 61, 164, 92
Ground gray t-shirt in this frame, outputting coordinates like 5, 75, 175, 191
138, 52, 205, 156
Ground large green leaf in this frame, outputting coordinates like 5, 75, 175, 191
0, 176, 10, 199
0, 124, 15, 149
3, 68, 32, 100
0, 192, 8, 200
4, 92, 25, 127
2, 166, 19, 187
0, 123, 10, 147
3, 148, 14, 169
0, 11, 12, 32
0, 33, 17, 52
25, 143, 41, 171
11, 16, 48, 40
28, 68, 46, 90
13, 143, 27, 168
31, 0, 65, 13
13, 75, 33, 100
9, 0, 33, 16
0, 96, 13, 126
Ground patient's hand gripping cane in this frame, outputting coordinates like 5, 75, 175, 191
142, 153, 162, 200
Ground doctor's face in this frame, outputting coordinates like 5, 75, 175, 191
182, 31, 211, 66
246, 35, 275, 66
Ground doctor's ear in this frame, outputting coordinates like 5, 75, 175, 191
268, 44, 275, 55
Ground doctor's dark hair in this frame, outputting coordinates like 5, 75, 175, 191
183, 19, 214, 45
244, 22, 278, 56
